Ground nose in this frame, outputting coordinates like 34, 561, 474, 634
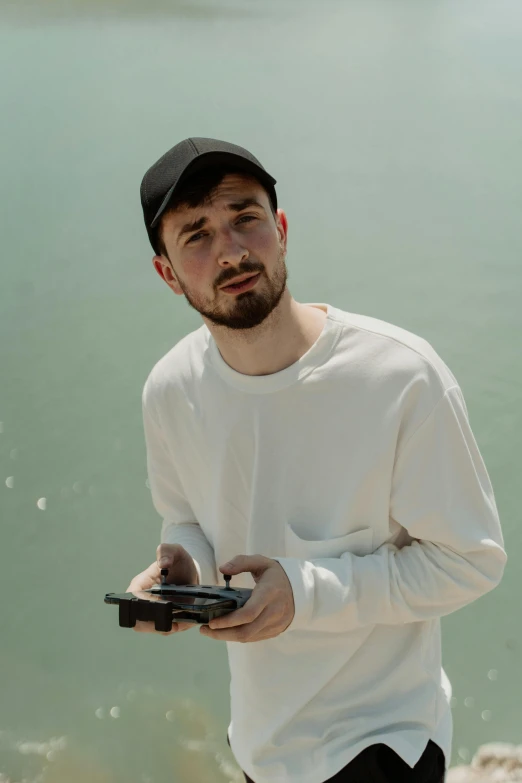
215, 227, 249, 267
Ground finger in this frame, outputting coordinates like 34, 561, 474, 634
127, 563, 160, 593
208, 591, 267, 630
133, 620, 168, 633
202, 607, 272, 641
133, 620, 196, 634
176, 622, 196, 632
126, 580, 153, 593
133, 620, 178, 635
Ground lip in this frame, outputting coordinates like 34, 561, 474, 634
220, 272, 261, 294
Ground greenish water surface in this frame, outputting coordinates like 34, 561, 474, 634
1, 1, 521, 780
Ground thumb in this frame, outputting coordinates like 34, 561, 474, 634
219, 558, 241, 573
219, 555, 269, 575
157, 543, 181, 567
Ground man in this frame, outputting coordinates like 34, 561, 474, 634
129, 137, 506, 783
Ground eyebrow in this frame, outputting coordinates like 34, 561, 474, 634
176, 198, 266, 243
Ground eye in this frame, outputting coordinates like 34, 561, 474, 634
186, 232, 205, 244
186, 215, 257, 245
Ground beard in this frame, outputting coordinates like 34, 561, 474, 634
175, 244, 288, 330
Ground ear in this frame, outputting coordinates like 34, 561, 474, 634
153, 256, 166, 281
152, 256, 184, 295
275, 209, 288, 252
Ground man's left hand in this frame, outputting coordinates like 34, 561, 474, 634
199, 555, 295, 642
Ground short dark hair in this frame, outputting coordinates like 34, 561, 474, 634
153, 165, 277, 260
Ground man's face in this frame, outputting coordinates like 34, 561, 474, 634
154, 173, 288, 330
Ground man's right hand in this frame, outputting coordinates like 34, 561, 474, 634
126, 543, 200, 636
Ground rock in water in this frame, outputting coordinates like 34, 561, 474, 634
447, 742, 522, 782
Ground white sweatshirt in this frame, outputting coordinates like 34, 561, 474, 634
142, 303, 506, 783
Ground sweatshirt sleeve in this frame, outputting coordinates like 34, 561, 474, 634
273, 385, 507, 634
142, 387, 218, 587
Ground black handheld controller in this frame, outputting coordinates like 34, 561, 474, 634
105, 569, 253, 632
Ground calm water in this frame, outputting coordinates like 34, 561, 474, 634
1, 0, 521, 780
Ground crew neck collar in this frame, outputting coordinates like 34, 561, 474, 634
206, 303, 342, 393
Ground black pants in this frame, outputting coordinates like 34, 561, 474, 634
226, 735, 446, 783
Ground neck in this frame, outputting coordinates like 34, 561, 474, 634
203, 290, 327, 376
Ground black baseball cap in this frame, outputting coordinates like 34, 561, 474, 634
140, 137, 278, 251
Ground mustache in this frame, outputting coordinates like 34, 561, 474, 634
217, 265, 263, 288
216, 243, 285, 288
